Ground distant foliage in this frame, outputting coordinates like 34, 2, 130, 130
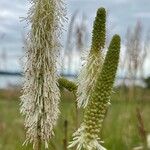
144, 76, 150, 89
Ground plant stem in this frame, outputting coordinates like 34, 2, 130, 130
35, 136, 41, 150
35, 116, 42, 150
63, 120, 68, 150
73, 92, 79, 129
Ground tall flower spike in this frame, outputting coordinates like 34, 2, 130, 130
20, 0, 66, 148
77, 8, 106, 108
69, 35, 121, 150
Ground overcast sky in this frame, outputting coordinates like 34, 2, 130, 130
0, 0, 150, 73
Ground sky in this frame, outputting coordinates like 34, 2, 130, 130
0, 0, 150, 74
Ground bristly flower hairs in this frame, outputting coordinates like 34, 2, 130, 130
20, 0, 67, 149
77, 8, 106, 108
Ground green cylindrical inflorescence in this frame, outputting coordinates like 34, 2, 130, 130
90, 7, 106, 54
69, 34, 121, 150
58, 77, 77, 92
84, 35, 121, 139
77, 7, 106, 108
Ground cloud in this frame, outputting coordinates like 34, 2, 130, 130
134, 12, 150, 18
0, 0, 150, 73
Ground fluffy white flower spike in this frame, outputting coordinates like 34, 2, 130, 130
77, 8, 106, 108
68, 124, 107, 150
20, 0, 66, 148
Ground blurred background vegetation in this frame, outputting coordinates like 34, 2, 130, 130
0, 88, 150, 150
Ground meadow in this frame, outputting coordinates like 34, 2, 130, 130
0, 87, 150, 150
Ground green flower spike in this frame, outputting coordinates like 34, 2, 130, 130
77, 8, 106, 108
69, 33, 121, 149
58, 77, 77, 92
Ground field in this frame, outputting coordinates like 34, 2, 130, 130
0, 88, 150, 150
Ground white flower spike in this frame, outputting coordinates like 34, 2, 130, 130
20, 0, 67, 148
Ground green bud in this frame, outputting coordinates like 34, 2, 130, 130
91, 8, 106, 54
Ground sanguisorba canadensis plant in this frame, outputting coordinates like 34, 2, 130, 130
69, 8, 121, 150
20, 0, 66, 148
77, 8, 106, 108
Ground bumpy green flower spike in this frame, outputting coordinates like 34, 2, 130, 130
69, 32, 121, 149
83, 35, 121, 148
91, 8, 106, 54
77, 8, 106, 108
58, 77, 77, 92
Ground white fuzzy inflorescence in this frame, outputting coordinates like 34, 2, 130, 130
77, 52, 103, 108
20, 0, 66, 148
68, 124, 106, 150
